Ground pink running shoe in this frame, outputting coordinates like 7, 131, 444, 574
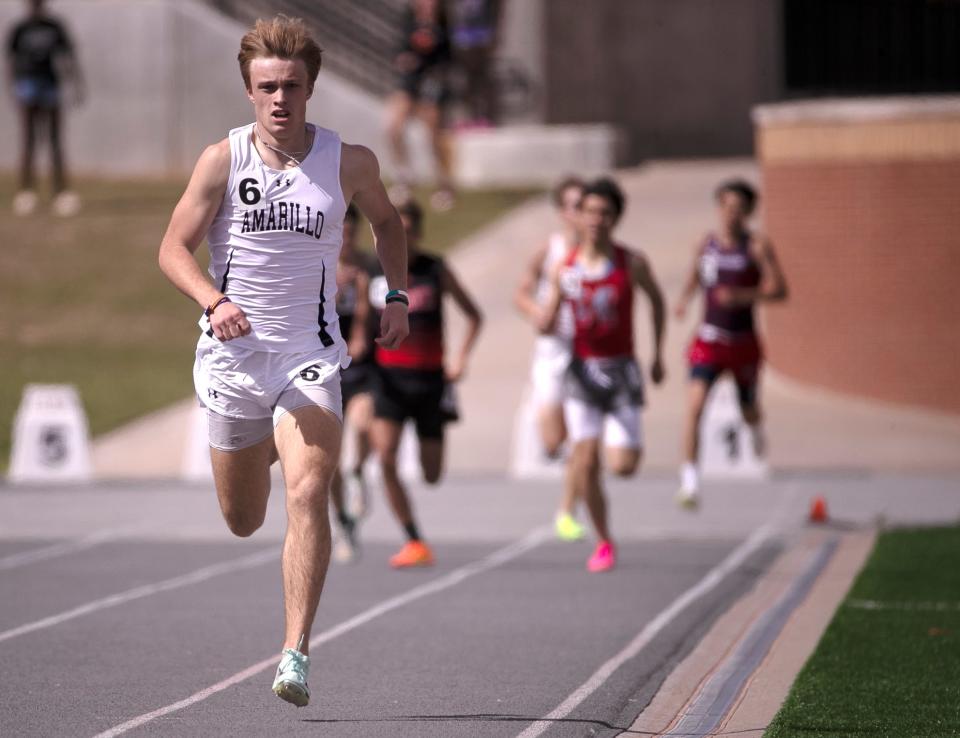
587, 541, 616, 572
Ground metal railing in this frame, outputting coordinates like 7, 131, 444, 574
209, 0, 405, 95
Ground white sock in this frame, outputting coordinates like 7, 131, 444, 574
680, 462, 699, 493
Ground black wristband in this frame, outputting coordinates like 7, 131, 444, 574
385, 293, 409, 306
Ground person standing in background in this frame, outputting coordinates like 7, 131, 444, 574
385, 0, 456, 212
448, 0, 501, 128
6, 0, 84, 217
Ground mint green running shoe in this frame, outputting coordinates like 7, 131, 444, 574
555, 511, 586, 542
272, 647, 310, 707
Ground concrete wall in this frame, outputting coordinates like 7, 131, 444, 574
755, 97, 960, 414
542, 0, 780, 161
0, 0, 388, 178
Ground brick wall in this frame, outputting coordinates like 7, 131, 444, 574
755, 99, 960, 414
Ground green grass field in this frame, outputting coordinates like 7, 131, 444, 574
0, 176, 535, 470
765, 526, 960, 737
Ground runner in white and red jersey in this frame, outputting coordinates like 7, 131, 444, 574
674, 179, 788, 509
514, 175, 586, 541
539, 178, 665, 573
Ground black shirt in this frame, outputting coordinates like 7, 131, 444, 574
7, 16, 73, 84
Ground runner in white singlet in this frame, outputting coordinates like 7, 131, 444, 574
158, 16, 409, 709
514, 176, 586, 541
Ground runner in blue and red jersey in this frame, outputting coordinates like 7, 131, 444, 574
539, 178, 666, 572
674, 179, 788, 509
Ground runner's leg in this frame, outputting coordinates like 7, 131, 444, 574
418, 101, 455, 206
18, 105, 38, 192
209, 434, 276, 537
49, 105, 65, 194
373, 417, 416, 530
274, 405, 341, 654
418, 438, 444, 485
737, 368, 765, 457
679, 373, 713, 504
604, 403, 643, 477
570, 439, 609, 541
565, 397, 610, 542
385, 91, 416, 186
539, 402, 567, 458
346, 392, 374, 476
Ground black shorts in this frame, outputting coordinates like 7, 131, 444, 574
690, 364, 758, 408
373, 367, 458, 440
340, 360, 373, 409
398, 66, 450, 105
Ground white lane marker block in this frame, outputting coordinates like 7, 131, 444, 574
8, 384, 92, 484
700, 377, 768, 480
182, 402, 213, 482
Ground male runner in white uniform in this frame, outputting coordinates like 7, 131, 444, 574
158, 16, 409, 708
514, 176, 585, 541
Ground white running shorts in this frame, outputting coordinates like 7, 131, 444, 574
194, 343, 344, 451
530, 336, 571, 408
563, 396, 644, 449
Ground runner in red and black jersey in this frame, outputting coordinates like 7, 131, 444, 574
674, 179, 788, 509
370, 199, 483, 568
539, 178, 666, 572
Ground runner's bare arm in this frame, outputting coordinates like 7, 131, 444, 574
632, 252, 667, 384
536, 260, 563, 334
674, 236, 705, 319
724, 235, 789, 307
158, 140, 251, 342
440, 262, 484, 383
753, 236, 789, 302
341, 143, 409, 350
513, 241, 550, 323
349, 270, 372, 359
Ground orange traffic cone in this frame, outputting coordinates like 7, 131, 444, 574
809, 496, 828, 523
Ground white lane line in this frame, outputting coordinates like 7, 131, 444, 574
514, 524, 776, 738
0, 547, 278, 645
93, 526, 552, 738
0, 527, 138, 571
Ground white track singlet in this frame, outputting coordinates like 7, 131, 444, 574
198, 123, 348, 360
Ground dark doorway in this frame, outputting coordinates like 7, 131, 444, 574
784, 0, 960, 95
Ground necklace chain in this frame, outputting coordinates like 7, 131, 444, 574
254, 124, 307, 166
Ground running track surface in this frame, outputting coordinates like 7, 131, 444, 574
1, 473, 956, 737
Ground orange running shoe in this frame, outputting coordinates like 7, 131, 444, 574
389, 540, 435, 568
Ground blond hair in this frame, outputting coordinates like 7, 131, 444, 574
238, 15, 323, 89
